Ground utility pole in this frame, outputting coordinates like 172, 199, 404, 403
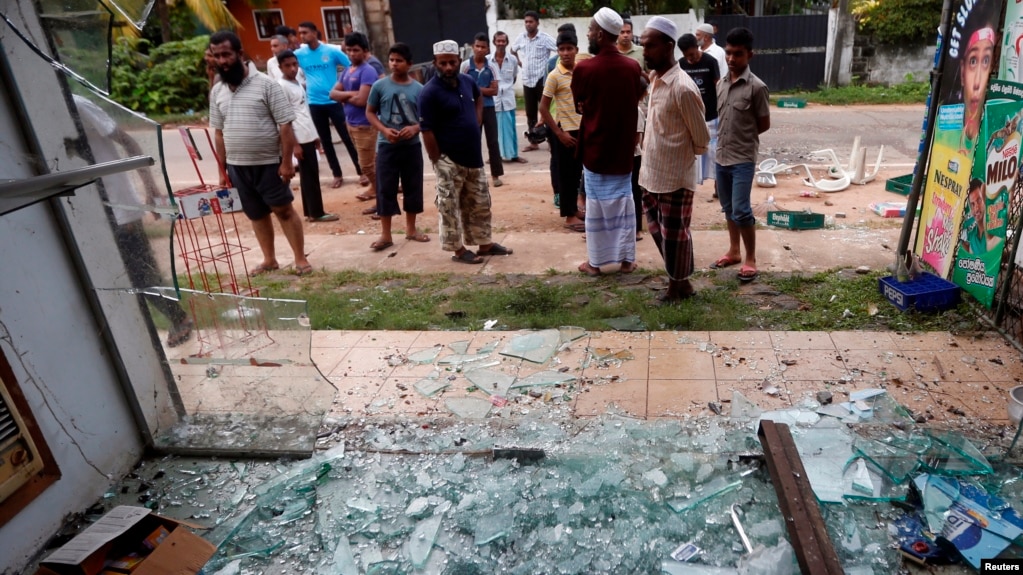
826, 0, 850, 87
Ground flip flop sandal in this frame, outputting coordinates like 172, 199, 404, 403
564, 222, 585, 233
710, 256, 742, 269
249, 263, 280, 277
295, 264, 314, 276
405, 233, 430, 242
452, 250, 483, 264
738, 267, 759, 282
480, 243, 513, 256
362, 206, 378, 215
356, 193, 375, 201
371, 240, 394, 252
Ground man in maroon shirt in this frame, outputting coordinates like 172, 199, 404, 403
571, 7, 646, 276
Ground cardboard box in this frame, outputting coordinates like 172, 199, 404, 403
35, 506, 215, 575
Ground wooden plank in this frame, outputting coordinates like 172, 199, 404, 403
757, 420, 844, 575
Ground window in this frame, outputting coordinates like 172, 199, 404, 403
323, 6, 353, 43
0, 348, 59, 527
253, 9, 284, 41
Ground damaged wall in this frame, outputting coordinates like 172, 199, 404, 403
0, 2, 177, 572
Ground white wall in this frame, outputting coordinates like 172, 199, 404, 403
0, 2, 171, 572
866, 44, 936, 85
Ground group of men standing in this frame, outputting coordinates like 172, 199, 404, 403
517, 9, 770, 302
206, 8, 770, 302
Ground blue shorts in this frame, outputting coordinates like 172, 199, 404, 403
716, 162, 756, 227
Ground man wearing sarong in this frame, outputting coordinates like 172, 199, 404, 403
571, 7, 646, 275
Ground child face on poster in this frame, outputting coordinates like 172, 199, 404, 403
968, 179, 987, 235
962, 27, 996, 142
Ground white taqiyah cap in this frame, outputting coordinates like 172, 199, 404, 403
645, 16, 678, 41
433, 40, 459, 55
696, 23, 715, 36
593, 7, 623, 35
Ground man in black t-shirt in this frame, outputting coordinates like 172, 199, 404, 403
678, 33, 720, 187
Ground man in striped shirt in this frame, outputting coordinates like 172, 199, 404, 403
209, 31, 312, 276
638, 17, 710, 303
539, 31, 584, 232
511, 10, 557, 151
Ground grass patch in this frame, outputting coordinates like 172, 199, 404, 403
242, 269, 982, 334
777, 81, 930, 105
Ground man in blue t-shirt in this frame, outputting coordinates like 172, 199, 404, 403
421, 40, 513, 265
460, 32, 504, 187
295, 21, 361, 189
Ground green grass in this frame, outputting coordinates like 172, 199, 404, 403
237, 269, 982, 333
776, 81, 930, 105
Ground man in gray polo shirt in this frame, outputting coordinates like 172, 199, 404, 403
209, 30, 313, 276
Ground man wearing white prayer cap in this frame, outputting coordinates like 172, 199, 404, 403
695, 22, 727, 82
638, 17, 709, 303
419, 39, 514, 264
570, 8, 646, 276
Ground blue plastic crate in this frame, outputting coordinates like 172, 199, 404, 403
878, 273, 961, 312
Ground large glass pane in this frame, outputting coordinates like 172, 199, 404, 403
37, 0, 112, 93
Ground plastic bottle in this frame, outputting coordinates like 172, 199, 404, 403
800, 190, 820, 198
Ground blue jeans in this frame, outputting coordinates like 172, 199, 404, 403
716, 162, 756, 227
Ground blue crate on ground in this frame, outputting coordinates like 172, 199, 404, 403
878, 273, 961, 312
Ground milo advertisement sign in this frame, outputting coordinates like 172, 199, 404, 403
952, 80, 1023, 307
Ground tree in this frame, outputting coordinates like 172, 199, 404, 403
150, 0, 242, 43
852, 0, 942, 45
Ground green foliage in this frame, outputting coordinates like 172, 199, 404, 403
777, 80, 929, 105
111, 35, 210, 116
498, 0, 694, 18
853, 0, 942, 45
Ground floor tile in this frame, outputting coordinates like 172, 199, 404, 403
828, 330, 898, 351
574, 378, 647, 417
710, 331, 774, 349
711, 348, 782, 381
311, 330, 364, 349
775, 349, 848, 381
647, 379, 718, 417
906, 351, 991, 383
974, 353, 1023, 382
784, 380, 842, 407
412, 331, 478, 347
648, 349, 715, 380
950, 332, 1018, 351
356, 330, 420, 349
885, 386, 946, 423
891, 332, 958, 351
588, 331, 651, 352
648, 331, 712, 349
718, 380, 791, 412
327, 375, 386, 398
327, 347, 397, 378
839, 349, 916, 386
770, 331, 836, 350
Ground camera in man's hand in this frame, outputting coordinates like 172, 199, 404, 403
525, 125, 549, 145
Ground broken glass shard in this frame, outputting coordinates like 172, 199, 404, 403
408, 346, 442, 364
790, 426, 855, 503
445, 397, 492, 418
414, 377, 449, 397
922, 431, 994, 476
474, 509, 513, 545
449, 340, 471, 354
405, 497, 431, 517
409, 514, 443, 567
729, 391, 763, 419
437, 353, 491, 366
668, 475, 743, 513
559, 326, 588, 343
103, 0, 157, 30
841, 457, 908, 502
511, 370, 576, 389
465, 368, 516, 397
758, 409, 820, 427
603, 315, 646, 331
366, 560, 401, 575
323, 535, 358, 575
852, 434, 920, 484
500, 329, 561, 363
476, 340, 499, 354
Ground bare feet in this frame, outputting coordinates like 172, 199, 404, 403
578, 261, 600, 276
331, 177, 343, 188
621, 261, 638, 273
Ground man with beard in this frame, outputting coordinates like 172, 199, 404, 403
208, 31, 312, 276
420, 40, 513, 265
295, 21, 363, 190
678, 33, 719, 189
695, 23, 727, 87
639, 18, 709, 303
571, 7, 645, 276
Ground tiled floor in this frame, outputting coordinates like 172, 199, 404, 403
304, 329, 1023, 426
